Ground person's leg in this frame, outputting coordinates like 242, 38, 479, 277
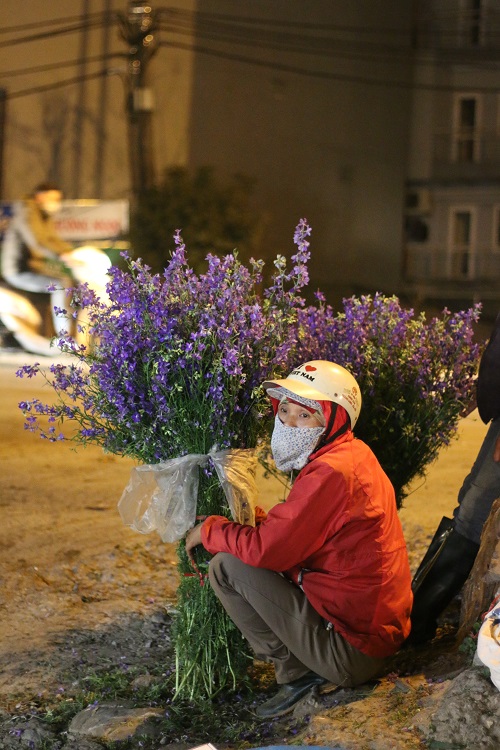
49, 287, 71, 335
4, 271, 60, 294
453, 418, 500, 545
209, 552, 384, 687
408, 421, 500, 645
4, 272, 71, 336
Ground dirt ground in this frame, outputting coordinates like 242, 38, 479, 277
0, 348, 494, 748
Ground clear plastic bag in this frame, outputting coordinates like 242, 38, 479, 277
118, 448, 258, 543
475, 587, 500, 691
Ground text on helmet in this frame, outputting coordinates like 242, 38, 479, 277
291, 368, 316, 382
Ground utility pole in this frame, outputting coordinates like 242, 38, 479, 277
94, 0, 113, 198
0, 89, 6, 199
118, 2, 158, 200
72, 0, 90, 198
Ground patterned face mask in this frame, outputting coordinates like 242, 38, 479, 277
270, 414, 325, 472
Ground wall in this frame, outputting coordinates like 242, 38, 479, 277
0, 0, 196, 201
187, 0, 414, 304
0, 1, 414, 304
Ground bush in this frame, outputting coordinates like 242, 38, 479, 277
129, 166, 264, 273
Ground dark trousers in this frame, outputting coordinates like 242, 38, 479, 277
453, 417, 500, 545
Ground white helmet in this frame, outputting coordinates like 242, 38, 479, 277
263, 360, 362, 428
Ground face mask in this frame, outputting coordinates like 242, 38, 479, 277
271, 415, 324, 472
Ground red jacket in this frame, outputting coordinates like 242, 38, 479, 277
201, 428, 412, 658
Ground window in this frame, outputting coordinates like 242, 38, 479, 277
453, 211, 472, 245
494, 206, 500, 249
449, 208, 475, 278
453, 95, 480, 162
459, 0, 484, 46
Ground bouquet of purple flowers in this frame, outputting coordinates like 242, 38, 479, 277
17, 220, 482, 700
296, 292, 482, 505
17, 220, 312, 699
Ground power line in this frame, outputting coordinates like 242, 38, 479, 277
0, 16, 110, 48
0, 6, 412, 41
4, 40, 499, 100
0, 11, 110, 35
160, 39, 500, 94
1, 29, 497, 92
0, 53, 126, 79
1, 7, 499, 74
157, 6, 413, 38
6, 69, 109, 100
158, 19, 411, 58
2, 5, 500, 51
158, 18, 500, 70
1, 6, 499, 100
158, 4, 500, 44
156, 9, 500, 57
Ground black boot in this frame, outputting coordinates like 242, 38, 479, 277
408, 525, 479, 646
411, 516, 454, 593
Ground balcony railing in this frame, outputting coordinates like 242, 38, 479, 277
404, 245, 500, 283
432, 132, 500, 179
412, 5, 500, 50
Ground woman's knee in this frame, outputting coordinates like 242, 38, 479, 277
208, 552, 238, 589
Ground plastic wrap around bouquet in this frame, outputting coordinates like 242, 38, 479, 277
476, 589, 500, 691
118, 448, 258, 542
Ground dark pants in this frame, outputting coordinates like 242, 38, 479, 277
209, 552, 386, 686
453, 417, 500, 545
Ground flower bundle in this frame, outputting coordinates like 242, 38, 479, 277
295, 293, 481, 506
17, 220, 312, 700
17, 220, 482, 700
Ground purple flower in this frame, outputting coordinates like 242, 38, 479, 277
16, 220, 310, 461
296, 293, 481, 505
17, 225, 481, 509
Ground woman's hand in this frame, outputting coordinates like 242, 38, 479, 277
185, 522, 204, 570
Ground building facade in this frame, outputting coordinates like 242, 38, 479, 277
404, 0, 500, 316
186, 1, 414, 304
0, 2, 423, 308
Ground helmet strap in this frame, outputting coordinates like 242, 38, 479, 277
312, 403, 350, 454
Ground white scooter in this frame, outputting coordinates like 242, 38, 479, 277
0, 245, 111, 357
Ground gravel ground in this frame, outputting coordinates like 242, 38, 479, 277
0, 348, 494, 749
